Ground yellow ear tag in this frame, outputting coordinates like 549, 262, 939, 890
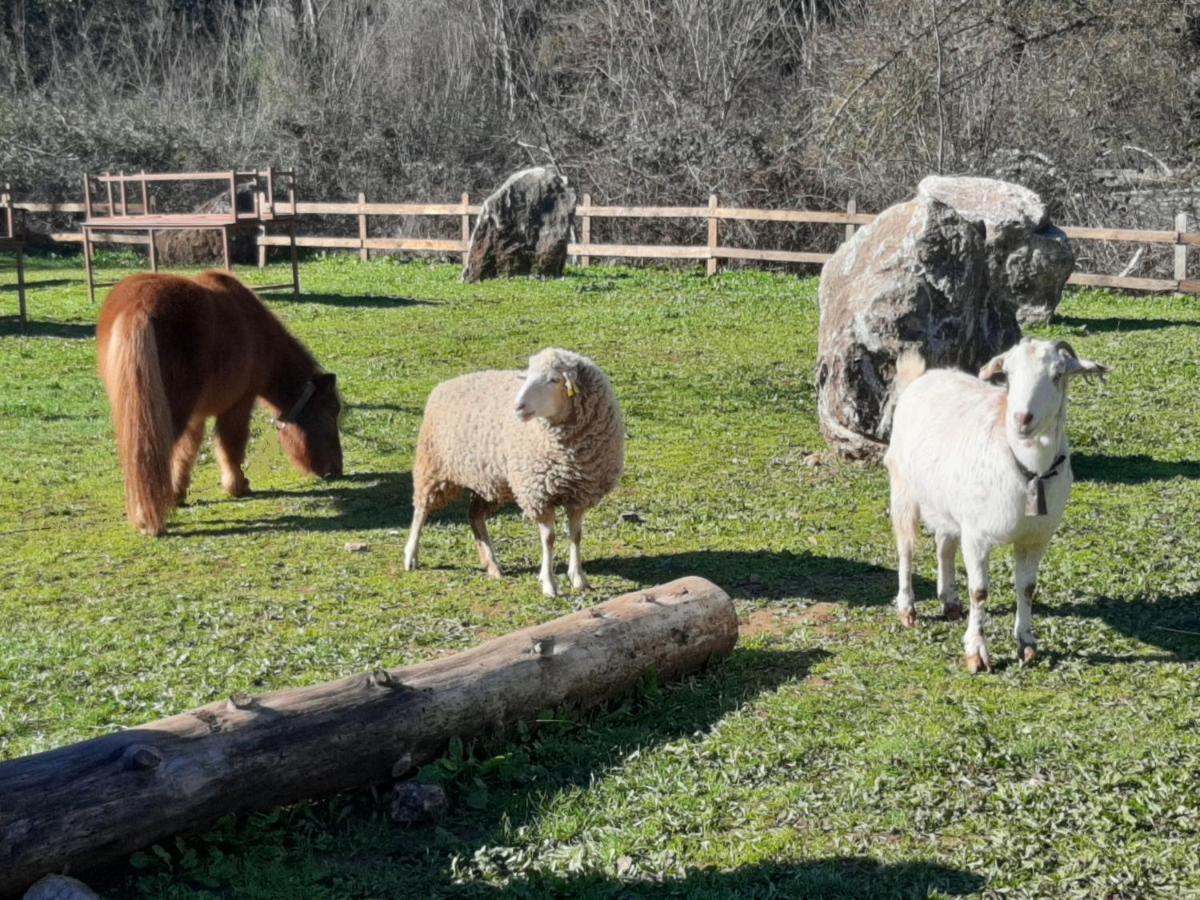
565, 377, 576, 398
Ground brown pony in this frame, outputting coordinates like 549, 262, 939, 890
97, 271, 343, 535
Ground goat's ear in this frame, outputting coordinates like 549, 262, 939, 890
1064, 354, 1109, 380
978, 352, 1007, 383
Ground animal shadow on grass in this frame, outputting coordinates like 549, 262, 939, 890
1072, 453, 1200, 484
0, 316, 94, 339
590, 549, 934, 606
275, 291, 437, 310
1043, 592, 1200, 663
1054, 314, 1197, 334
177, 470, 414, 536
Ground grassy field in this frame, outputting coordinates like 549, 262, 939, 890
2, 255, 1199, 899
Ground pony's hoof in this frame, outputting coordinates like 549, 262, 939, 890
943, 602, 963, 622
898, 607, 917, 628
1019, 642, 1038, 665
964, 653, 991, 674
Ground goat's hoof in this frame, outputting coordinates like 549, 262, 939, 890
1019, 642, 1038, 665
540, 580, 559, 598
942, 602, 963, 622
570, 575, 592, 592
964, 653, 991, 674
898, 607, 917, 628
403, 556, 418, 572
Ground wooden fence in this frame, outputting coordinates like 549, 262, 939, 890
11, 194, 1198, 295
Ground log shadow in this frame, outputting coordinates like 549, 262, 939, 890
175, 470, 414, 536
89, 646, 841, 896
0, 317, 95, 339
1054, 314, 1197, 333
470, 858, 985, 898
589, 549, 931, 605
1042, 593, 1200, 663
0, 278, 81, 291
1071, 453, 1200, 484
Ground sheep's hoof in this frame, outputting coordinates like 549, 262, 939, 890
898, 607, 917, 628
403, 555, 418, 572
540, 580, 559, 598
1019, 642, 1038, 665
942, 602, 963, 622
485, 566, 503, 579
964, 653, 991, 674
571, 575, 592, 592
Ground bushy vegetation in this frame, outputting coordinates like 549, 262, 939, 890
2, 1, 1198, 275
2, 258, 1198, 897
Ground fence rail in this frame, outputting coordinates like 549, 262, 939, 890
11, 193, 1196, 295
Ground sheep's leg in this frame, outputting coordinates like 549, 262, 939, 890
1012, 542, 1046, 664
889, 474, 920, 627
404, 506, 428, 571
566, 506, 590, 592
469, 496, 503, 578
936, 532, 962, 621
536, 509, 558, 598
961, 533, 992, 674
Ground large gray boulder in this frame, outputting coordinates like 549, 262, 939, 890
816, 195, 1022, 461
917, 176, 1074, 325
463, 167, 575, 282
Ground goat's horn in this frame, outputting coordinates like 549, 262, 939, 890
1053, 340, 1078, 359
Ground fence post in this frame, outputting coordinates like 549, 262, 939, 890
461, 192, 471, 267
845, 197, 857, 243
706, 193, 719, 277
358, 192, 369, 262
580, 193, 591, 268
1175, 212, 1188, 289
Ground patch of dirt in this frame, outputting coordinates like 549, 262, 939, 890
739, 601, 842, 638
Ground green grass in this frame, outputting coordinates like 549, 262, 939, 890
2, 255, 1199, 899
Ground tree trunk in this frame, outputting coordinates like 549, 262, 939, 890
0, 577, 736, 896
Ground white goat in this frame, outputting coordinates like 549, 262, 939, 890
884, 338, 1107, 672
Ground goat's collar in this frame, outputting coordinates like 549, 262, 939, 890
275, 380, 316, 426
1012, 451, 1067, 517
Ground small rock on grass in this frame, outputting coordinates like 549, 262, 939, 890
344, 542, 370, 553
390, 782, 448, 826
803, 453, 823, 467
23, 875, 100, 900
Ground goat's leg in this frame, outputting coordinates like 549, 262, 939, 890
961, 533, 993, 673
468, 495, 503, 578
936, 532, 962, 620
1012, 542, 1047, 664
566, 505, 591, 591
536, 509, 558, 598
889, 474, 920, 627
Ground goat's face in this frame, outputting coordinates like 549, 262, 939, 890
514, 349, 580, 423
980, 338, 1107, 439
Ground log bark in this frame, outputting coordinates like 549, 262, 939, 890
0, 577, 736, 896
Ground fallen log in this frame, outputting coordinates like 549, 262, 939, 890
0, 576, 736, 896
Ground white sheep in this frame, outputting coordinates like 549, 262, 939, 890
884, 337, 1107, 672
404, 348, 625, 597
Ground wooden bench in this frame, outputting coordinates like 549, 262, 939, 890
1, 183, 27, 330
81, 168, 300, 302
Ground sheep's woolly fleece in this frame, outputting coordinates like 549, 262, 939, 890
412, 348, 625, 518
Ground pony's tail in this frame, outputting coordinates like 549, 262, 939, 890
893, 348, 927, 397
105, 309, 175, 535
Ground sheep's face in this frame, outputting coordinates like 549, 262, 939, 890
515, 350, 579, 423
275, 373, 345, 479
979, 338, 1107, 439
